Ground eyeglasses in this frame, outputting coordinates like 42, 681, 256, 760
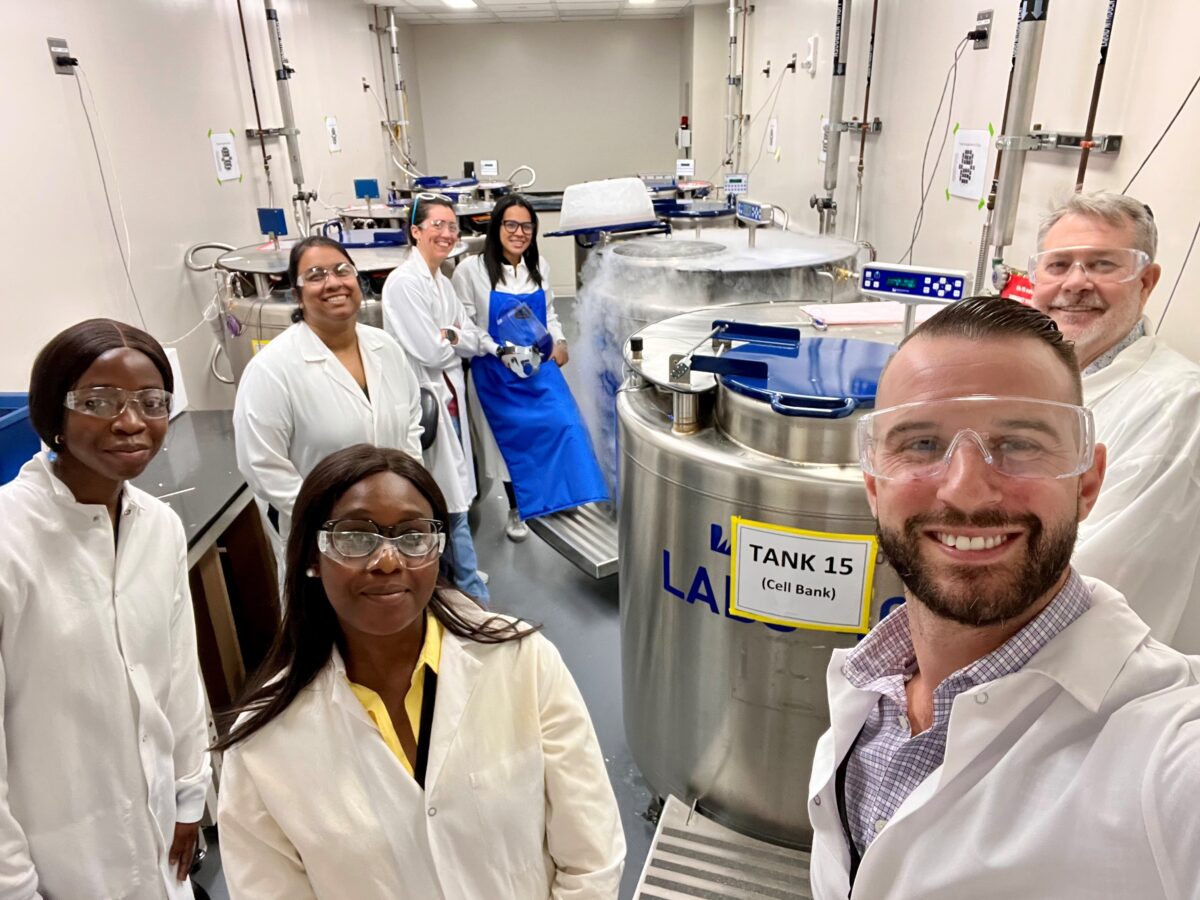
857, 396, 1095, 481
317, 517, 445, 568
1028, 246, 1150, 286
501, 220, 535, 236
419, 219, 460, 236
64, 387, 172, 420
296, 262, 358, 286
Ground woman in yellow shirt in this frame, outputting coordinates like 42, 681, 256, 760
214, 444, 624, 898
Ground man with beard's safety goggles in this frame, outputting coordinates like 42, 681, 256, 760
857, 395, 1096, 482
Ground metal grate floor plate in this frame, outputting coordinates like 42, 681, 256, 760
634, 796, 813, 900
527, 502, 618, 579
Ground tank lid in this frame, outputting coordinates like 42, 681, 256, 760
612, 239, 725, 260
713, 335, 895, 418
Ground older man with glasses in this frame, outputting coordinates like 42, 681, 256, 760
1026, 192, 1200, 652
806, 297, 1200, 899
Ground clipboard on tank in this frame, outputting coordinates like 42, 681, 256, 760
495, 303, 555, 359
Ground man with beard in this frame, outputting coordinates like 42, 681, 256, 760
806, 297, 1200, 900
1028, 192, 1200, 652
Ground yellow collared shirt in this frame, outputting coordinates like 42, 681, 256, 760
348, 611, 444, 777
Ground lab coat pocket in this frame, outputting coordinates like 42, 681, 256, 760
469, 746, 546, 869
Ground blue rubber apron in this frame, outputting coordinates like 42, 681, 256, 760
471, 288, 610, 519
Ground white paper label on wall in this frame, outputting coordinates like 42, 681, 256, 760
675, 158, 696, 179
724, 173, 749, 196
729, 516, 876, 632
480, 159, 499, 177
818, 115, 829, 163
948, 128, 988, 201
767, 117, 779, 154
209, 131, 241, 183
326, 116, 341, 153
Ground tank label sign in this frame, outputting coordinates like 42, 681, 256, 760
728, 516, 876, 633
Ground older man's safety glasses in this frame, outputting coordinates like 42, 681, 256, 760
857, 396, 1096, 481
65, 387, 173, 420
317, 517, 445, 569
1028, 246, 1150, 285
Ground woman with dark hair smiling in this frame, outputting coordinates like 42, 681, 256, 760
382, 194, 490, 601
0, 319, 210, 898
452, 193, 607, 542
234, 234, 423, 560
214, 444, 624, 898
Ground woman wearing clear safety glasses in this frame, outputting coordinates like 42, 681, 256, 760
381, 194, 490, 602
214, 445, 624, 898
452, 193, 607, 543
234, 235, 423, 564
0, 320, 211, 898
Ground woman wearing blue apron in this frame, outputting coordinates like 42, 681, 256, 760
452, 194, 608, 538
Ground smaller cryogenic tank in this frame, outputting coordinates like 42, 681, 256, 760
618, 301, 907, 847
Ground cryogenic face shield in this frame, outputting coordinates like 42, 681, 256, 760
857, 396, 1096, 482
495, 303, 553, 358
499, 342, 541, 378
1028, 246, 1150, 286
318, 517, 446, 570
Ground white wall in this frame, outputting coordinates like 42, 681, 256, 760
410, 20, 684, 190
736, 0, 1200, 361
686, 4, 729, 180
0, 0, 400, 405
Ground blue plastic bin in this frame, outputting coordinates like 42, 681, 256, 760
1, 393, 39, 485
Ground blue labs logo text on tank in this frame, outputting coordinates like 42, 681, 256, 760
661, 521, 906, 631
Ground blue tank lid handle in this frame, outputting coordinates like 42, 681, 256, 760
710, 320, 802, 349
769, 395, 859, 419
689, 355, 770, 379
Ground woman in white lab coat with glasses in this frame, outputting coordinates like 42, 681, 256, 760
215, 444, 624, 898
233, 235, 424, 560
0, 319, 211, 898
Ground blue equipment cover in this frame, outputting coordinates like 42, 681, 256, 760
0, 393, 38, 484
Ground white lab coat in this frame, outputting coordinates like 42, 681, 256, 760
217, 592, 625, 899
233, 321, 423, 544
452, 254, 565, 482
807, 577, 1200, 900
382, 253, 484, 513
0, 453, 211, 900
1073, 322, 1200, 653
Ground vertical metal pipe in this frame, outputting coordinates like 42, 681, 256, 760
823, 0, 852, 193
263, 0, 305, 190
1075, 0, 1118, 191
724, 0, 740, 171
991, 0, 1049, 254
852, 0, 879, 242
387, 7, 415, 187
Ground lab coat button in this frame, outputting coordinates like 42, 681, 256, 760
975, 691, 989, 704
874, 818, 887, 834
427, 807, 437, 817
814, 796, 822, 807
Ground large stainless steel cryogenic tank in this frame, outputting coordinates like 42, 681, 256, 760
618, 301, 907, 847
577, 229, 861, 488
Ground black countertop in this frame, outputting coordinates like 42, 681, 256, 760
133, 410, 247, 551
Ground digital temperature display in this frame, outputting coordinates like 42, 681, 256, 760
886, 276, 918, 290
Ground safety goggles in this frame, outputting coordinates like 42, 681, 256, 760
64, 387, 172, 420
1028, 246, 1150, 285
296, 262, 358, 286
857, 396, 1096, 481
317, 517, 445, 569
418, 219, 460, 236
501, 220, 535, 236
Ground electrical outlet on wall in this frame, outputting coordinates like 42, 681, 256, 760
47, 37, 74, 75
974, 10, 992, 50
